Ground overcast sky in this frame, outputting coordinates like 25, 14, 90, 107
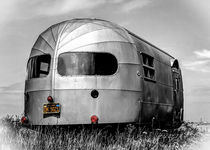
0, 0, 210, 122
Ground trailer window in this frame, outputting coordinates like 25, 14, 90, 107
27, 55, 51, 79
142, 53, 155, 81
57, 52, 118, 76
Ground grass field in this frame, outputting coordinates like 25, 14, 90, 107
0, 115, 204, 150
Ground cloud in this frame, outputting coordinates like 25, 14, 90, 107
183, 60, 210, 72
120, 0, 153, 13
106, 0, 125, 3
0, 0, 153, 25
183, 49, 210, 72
34, 0, 104, 16
0, 0, 106, 23
194, 49, 210, 58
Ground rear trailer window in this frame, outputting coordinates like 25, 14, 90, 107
27, 55, 51, 79
57, 52, 118, 76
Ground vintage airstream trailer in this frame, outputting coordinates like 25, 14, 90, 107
22, 18, 184, 128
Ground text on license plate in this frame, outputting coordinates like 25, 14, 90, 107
43, 103, 60, 114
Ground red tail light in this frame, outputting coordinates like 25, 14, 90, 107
91, 115, 99, 124
47, 96, 53, 102
21, 116, 28, 124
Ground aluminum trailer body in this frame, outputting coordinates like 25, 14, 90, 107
23, 18, 183, 127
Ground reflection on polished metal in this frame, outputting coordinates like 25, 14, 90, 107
23, 18, 184, 128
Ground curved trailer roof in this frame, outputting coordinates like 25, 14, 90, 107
30, 18, 173, 59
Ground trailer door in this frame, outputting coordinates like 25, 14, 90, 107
172, 67, 183, 123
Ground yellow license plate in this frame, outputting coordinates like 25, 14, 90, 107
43, 103, 60, 114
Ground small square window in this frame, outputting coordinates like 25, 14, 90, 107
141, 53, 155, 81
27, 54, 51, 79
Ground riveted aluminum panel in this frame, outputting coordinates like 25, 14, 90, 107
58, 28, 134, 54
26, 91, 58, 125
130, 30, 178, 125
55, 64, 141, 91
143, 81, 158, 103
25, 75, 51, 93
28, 89, 141, 125
59, 21, 93, 42
140, 103, 157, 124
133, 37, 155, 57
30, 22, 67, 58
40, 31, 56, 50
155, 61, 173, 86
152, 47, 172, 66
53, 39, 141, 124
157, 84, 173, 104
30, 18, 133, 58
30, 37, 54, 57
59, 22, 122, 46
140, 102, 174, 125
132, 35, 173, 66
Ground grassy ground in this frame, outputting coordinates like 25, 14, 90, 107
0, 115, 204, 150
